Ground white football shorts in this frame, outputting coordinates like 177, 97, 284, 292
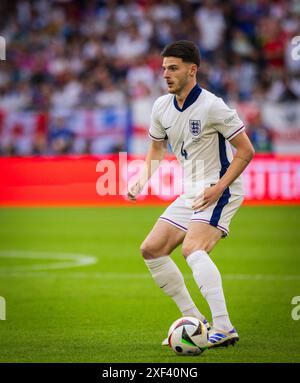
159, 194, 244, 237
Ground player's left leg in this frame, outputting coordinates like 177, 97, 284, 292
182, 222, 238, 347
182, 194, 243, 347
182, 223, 231, 322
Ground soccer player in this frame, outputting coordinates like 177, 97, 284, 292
127, 40, 255, 348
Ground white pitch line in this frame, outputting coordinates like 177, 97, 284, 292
0, 250, 97, 273
223, 273, 300, 281
0, 269, 299, 281
0, 250, 299, 281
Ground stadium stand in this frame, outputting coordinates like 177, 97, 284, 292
0, 0, 300, 155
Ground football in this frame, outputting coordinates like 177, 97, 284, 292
167, 316, 208, 356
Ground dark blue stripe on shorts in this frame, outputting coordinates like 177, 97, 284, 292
210, 133, 231, 227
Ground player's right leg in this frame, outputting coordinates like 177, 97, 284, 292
140, 216, 209, 345
141, 219, 200, 320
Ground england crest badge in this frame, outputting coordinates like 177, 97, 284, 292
189, 120, 201, 136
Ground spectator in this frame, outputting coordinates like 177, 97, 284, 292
48, 115, 74, 154
248, 112, 273, 153
194, 0, 226, 59
96, 77, 126, 108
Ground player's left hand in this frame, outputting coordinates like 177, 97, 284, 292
192, 184, 224, 211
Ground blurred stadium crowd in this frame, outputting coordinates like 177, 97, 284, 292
0, 0, 300, 155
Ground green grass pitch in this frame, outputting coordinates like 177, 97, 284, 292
0, 205, 299, 363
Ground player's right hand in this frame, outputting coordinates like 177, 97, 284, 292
127, 181, 142, 201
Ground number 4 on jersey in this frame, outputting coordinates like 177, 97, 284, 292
181, 141, 188, 160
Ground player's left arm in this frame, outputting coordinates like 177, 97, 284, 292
192, 131, 255, 210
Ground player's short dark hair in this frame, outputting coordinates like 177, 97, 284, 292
161, 40, 200, 67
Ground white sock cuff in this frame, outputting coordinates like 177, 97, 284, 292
186, 250, 209, 269
144, 256, 171, 270
144, 256, 187, 302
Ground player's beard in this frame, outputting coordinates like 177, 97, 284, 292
168, 75, 189, 95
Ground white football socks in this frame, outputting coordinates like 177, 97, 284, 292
186, 250, 233, 332
144, 256, 205, 321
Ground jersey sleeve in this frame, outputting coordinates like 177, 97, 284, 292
209, 97, 245, 141
148, 99, 168, 141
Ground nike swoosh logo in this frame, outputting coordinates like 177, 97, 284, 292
165, 126, 172, 130
160, 283, 168, 289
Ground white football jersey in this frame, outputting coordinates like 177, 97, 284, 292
149, 84, 245, 196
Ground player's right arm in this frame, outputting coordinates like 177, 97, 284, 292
127, 139, 167, 201
128, 97, 168, 201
